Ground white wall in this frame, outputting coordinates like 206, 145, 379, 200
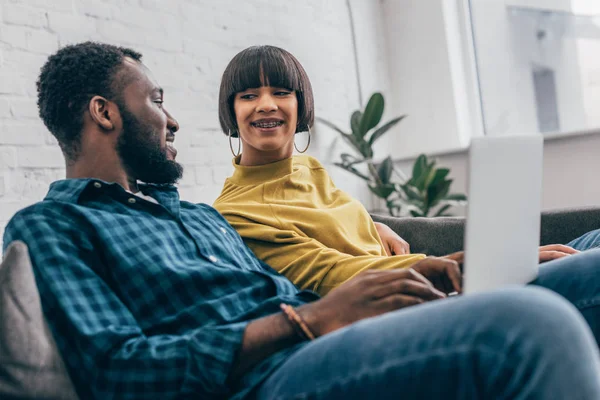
471, 0, 589, 136
380, 0, 471, 159
0, 0, 389, 238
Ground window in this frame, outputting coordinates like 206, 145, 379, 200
468, 0, 600, 136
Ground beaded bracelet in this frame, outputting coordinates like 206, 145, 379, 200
280, 303, 316, 341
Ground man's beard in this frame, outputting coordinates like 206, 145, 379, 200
116, 106, 183, 185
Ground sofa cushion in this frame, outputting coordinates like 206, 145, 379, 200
0, 241, 79, 400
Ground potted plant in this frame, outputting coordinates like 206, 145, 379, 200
317, 92, 467, 217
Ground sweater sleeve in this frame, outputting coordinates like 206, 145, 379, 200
224, 213, 427, 296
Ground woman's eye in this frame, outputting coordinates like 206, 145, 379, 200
275, 91, 291, 96
154, 100, 164, 106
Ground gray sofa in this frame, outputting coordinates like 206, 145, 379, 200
372, 206, 600, 256
2, 206, 600, 399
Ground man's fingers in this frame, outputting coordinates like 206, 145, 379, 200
540, 244, 579, 255
446, 261, 463, 293
443, 251, 465, 264
372, 278, 446, 301
366, 267, 433, 288
413, 256, 463, 294
376, 293, 427, 311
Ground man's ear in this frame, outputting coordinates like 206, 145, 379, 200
88, 96, 117, 131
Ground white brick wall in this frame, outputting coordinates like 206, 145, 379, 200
0, 0, 389, 240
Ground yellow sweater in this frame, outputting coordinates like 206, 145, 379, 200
214, 155, 426, 295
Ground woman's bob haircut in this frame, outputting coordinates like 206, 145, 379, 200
218, 45, 314, 137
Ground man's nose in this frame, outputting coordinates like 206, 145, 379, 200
165, 108, 179, 132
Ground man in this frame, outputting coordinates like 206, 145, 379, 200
4, 41, 600, 399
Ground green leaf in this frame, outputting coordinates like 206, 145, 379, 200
433, 204, 452, 217
360, 93, 385, 135
445, 193, 468, 202
412, 154, 433, 191
421, 168, 437, 193
340, 153, 365, 166
400, 184, 422, 202
377, 157, 394, 184
427, 180, 452, 208
368, 183, 395, 199
367, 115, 406, 147
351, 111, 363, 139
412, 154, 427, 182
410, 210, 424, 218
429, 168, 450, 187
360, 141, 373, 159
316, 117, 347, 137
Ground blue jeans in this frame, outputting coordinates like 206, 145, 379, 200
569, 228, 600, 251
255, 250, 600, 399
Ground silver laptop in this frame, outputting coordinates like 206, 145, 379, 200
462, 135, 544, 294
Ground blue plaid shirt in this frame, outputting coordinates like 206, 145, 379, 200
3, 179, 319, 399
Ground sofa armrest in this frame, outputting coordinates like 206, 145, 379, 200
371, 206, 600, 256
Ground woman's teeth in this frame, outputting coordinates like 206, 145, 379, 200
252, 121, 282, 128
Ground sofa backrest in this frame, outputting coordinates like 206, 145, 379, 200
0, 241, 79, 400
371, 206, 600, 256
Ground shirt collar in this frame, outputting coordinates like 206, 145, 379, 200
229, 155, 302, 186
45, 179, 177, 203
45, 179, 94, 203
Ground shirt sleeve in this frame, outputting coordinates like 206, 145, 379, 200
3, 206, 247, 399
224, 213, 427, 296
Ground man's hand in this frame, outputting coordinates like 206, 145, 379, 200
303, 268, 445, 336
538, 244, 579, 262
374, 222, 410, 255
412, 256, 462, 295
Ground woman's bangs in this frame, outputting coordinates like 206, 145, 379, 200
229, 49, 302, 94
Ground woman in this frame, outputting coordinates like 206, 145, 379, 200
213, 45, 576, 296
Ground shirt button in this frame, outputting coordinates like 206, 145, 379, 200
93, 182, 102, 188
208, 255, 218, 263
128, 198, 136, 204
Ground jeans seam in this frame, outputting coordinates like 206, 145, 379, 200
270, 344, 508, 400
575, 298, 600, 310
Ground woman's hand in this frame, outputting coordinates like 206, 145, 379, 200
538, 244, 579, 263
441, 244, 579, 270
374, 222, 410, 255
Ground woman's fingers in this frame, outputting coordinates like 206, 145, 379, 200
391, 239, 410, 255
540, 244, 579, 254
539, 251, 571, 263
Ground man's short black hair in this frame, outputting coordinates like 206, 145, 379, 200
218, 45, 315, 137
36, 41, 142, 161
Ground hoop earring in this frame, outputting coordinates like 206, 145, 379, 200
294, 126, 311, 153
228, 129, 241, 157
